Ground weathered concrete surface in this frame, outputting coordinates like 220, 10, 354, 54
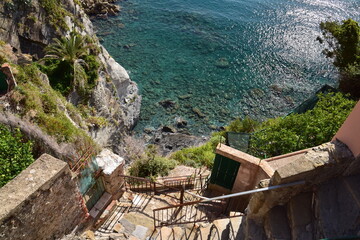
288, 192, 314, 240
264, 206, 291, 240
272, 141, 354, 185
95, 149, 124, 198
265, 149, 309, 171
0, 154, 86, 240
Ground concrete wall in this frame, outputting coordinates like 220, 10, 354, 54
0, 154, 86, 240
333, 100, 360, 157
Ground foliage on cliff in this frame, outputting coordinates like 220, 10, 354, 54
319, 19, 360, 97
129, 145, 176, 178
170, 136, 225, 169
40, 31, 101, 97
248, 92, 356, 158
0, 124, 34, 187
6, 63, 98, 154
168, 92, 355, 167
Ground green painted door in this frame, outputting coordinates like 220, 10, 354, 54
210, 154, 240, 190
83, 177, 105, 210
0, 72, 8, 93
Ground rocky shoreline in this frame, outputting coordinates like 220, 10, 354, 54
80, 0, 121, 18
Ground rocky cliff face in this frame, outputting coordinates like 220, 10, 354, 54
0, 0, 141, 154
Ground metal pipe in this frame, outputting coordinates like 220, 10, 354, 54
184, 190, 209, 200
201, 180, 305, 203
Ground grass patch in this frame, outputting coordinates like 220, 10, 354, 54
129, 145, 177, 178
11, 64, 98, 148
39, 0, 70, 32
170, 136, 225, 169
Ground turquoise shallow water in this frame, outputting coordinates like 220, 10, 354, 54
93, 0, 359, 135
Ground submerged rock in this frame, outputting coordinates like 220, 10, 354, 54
215, 58, 230, 68
159, 99, 177, 109
192, 107, 206, 118
175, 117, 188, 128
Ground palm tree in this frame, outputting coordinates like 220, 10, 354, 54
45, 30, 90, 92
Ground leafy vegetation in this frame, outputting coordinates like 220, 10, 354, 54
129, 145, 177, 178
40, 31, 101, 97
170, 136, 225, 169
168, 92, 355, 168
0, 124, 34, 187
248, 92, 356, 158
319, 19, 360, 97
10, 64, 97, 147
39, 0, 71, 32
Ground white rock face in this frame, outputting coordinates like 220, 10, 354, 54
95, 149, 124, 175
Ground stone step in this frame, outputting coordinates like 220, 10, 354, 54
229, 215, 243, 240
160, 226, 173, 240
316, 174, 360, 238
288, 192, 314, 240
213, 218, 230, 239
173, 227, 185, 239
183, 225, 198, 240
89, 192, 113, 220
264, 205, 291, 240
198, 223, 212, 240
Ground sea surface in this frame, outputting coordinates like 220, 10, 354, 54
93, 0, 359, 135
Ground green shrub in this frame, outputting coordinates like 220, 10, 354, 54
225, 116, 260, 133
12, 64, 97, 149
170, 136, 225, 169
37, 60, 72, 95
36, 113, 79, 142
129, 145, 177, 178
0, 124, 34, 187
82, 54, 100, 89
248, 92, 356, 158
86, 116, 108, 128
319, 19, 360, 97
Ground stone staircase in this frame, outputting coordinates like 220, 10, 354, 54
150, 214, 243, 240
93, 191, 179, 240
239, 174, 360, 240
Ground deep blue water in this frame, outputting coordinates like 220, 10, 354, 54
93, 0, 359, 135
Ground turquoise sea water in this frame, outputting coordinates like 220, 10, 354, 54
93, 0, 359, 135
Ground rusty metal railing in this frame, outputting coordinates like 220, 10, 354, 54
153, 199, 234, 228
153, 180, 305, 228
120, 174, 210, 195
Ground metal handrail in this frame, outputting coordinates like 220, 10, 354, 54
153, 180, 305, 227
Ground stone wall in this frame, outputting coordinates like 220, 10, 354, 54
0, 154, 86, 240
237, 141, 360, 240
95, 149, 125, 199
